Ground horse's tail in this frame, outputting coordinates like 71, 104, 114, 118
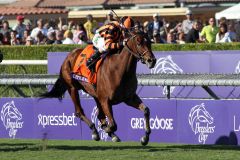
39, 75, 67, 99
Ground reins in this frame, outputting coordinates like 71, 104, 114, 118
124, 34, 151, 63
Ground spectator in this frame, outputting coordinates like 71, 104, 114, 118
54, 30, 63, 44
143, 21, 149, 34
12, 15, 26, 39
235, 19, 240, 42
84, 14, 98, 42
25, 21, 32, 32
185, 21, 202, 43
182, 10, 194, 36
228, 23, 237, 42
134, 21, 143, 32
152, 31, 161, 43
219, 17, 227, 25
48, 19, 57, 32
200, 17, 219, 43
176, 32, 185, 44
25, 36, 34, 46
35, 31, 46, 45
2, 31, 11, 45
10, 30, 20, 45
166, 32, 177, 44
62, 25, 69, 38
62, 30, 75, 44
22, 30, 30, 45
0, 20, 12, 35
104, 11, 115, 25
73, 23, 87, 44
215, 23, 232, 43
46, 31, 56, 44
31, 19, 48, 42
147, 13, 163, 41
77, 31, 87, 45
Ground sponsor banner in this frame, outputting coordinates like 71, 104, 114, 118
137, 52, 209, 98
210, 52, 240, 98
33, 98, 81, 140
227, 101, 240, 145
126, 99, 177, 143
48, 51, 240, 99
0, 98, 34, 139
177, 100, 229, 145
1, 98, 240, 145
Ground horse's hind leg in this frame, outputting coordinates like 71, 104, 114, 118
68, 87, 100, 141
94, 98, 120, 142
124, 94, 151, 146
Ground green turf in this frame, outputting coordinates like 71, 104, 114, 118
0, 139, 239, 160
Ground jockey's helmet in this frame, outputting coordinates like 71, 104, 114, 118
120, 16, 135, 29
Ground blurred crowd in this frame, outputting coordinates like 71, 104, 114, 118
0, 10, 240, 46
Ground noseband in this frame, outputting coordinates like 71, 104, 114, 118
124, 34, 151, 63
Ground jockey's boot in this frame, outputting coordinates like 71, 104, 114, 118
86, 50, 101, 73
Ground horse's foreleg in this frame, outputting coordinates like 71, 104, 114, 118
95, 98, 120, 142
99, 100, 117, 134
124, 94, 151, 146
68, 87, 100, 141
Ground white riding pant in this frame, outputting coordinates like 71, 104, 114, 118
92, 33, 107, 52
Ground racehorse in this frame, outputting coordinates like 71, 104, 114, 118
40, 31, 156, 145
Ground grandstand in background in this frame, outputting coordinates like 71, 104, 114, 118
0, 0, 240, 25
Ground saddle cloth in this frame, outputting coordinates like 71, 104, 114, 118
72, 45, 102, 84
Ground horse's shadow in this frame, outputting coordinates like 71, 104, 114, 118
1, 142, 240, 152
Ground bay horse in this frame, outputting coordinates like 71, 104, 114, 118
41, 31, 156, 146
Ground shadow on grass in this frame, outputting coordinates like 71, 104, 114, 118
165, 144, 240, 151
1, 142, 240, 152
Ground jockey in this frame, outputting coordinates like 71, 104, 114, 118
86, 16, 135, 72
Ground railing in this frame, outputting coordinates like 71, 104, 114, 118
1, 73, 240, 99
0, 60, 48, 97
0, 60, 48, 65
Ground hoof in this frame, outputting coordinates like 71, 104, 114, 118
140, 136, 149, 146
112, 135, 121, 142
92, 132, 100, 141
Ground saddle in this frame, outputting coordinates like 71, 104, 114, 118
72, 45, 103, 85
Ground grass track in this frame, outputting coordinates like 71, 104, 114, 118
0, 139, 240, 160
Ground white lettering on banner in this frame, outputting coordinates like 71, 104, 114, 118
1, 101, 24, 139
188, 103, 215, 144
151, 55, 183, 95
38, 113, 77, 128
233, 116, 240, 132
131, 116, 174, 130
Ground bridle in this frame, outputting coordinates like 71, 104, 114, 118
124, 33, 151, 63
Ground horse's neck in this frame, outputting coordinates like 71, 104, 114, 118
116, 47, 137, 75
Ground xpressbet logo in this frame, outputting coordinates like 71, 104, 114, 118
1, 101, 24, 138
188, 103, 215, 144
151, 55, 183, 95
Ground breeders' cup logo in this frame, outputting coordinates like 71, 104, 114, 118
91, 106, 109, 141
188, 103, 215, 144
151, 55, 183, 95
1, 101, 24, 138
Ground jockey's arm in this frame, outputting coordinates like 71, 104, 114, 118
104, 36, 122, 50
